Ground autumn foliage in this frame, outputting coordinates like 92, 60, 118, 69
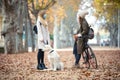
0, 48, 120, 80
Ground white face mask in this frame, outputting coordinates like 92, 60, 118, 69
43, 14, 47, 19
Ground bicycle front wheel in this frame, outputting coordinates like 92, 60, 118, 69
82, 50, 90, 69
87, 47, 98, 69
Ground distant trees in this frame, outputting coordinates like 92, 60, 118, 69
0, 0, 26, 53
47, 0, 80, 48
94, 0, 120, 47
28, 0, 56, 21
1, 0, 115, 54
0, 0, 56, 54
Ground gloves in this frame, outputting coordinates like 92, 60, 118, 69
77, 33, 82, 37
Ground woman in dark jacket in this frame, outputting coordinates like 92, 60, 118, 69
73, 10, 90, 68
77, 14, 90, 55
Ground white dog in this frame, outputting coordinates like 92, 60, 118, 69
45, 45, 64, 71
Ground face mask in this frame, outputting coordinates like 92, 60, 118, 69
43, 14, 47, 19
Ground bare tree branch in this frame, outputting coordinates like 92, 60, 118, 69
44, 0, 56, 10
28, 0, 56, 20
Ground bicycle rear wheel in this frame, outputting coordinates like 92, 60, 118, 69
87, 47, 98, 69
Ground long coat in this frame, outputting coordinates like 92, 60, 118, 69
77, 17, 90, 54
36, 16, 50, 50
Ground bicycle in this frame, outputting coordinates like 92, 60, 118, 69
78, 36, 98, 69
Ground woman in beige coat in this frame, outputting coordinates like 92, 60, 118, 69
36, 11, 50, 70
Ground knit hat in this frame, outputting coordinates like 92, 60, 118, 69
77, 9, 89, 18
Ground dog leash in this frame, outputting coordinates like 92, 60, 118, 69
49, 50, 54, 53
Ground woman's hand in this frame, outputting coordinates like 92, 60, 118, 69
73, 33, 82, 40
77, 33, 81, 37
73, 34, 78, 40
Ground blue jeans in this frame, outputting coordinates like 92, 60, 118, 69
73, 41, 81, 65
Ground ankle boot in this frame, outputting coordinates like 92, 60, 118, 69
37, 64, 43, 70
41, 63, 47, 69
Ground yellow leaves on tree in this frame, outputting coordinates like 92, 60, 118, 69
93, 0, 120, 21
46, 0, 80, 24
61, 0, 80, 11
47, 3, 66, 24
28, 0, 56, 14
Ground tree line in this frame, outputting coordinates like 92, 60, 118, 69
0, 0, 120, 54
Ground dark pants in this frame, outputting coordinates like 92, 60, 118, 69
37, 49, 44, 65
73, 41, 81, 65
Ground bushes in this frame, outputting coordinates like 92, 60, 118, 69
0, 47, 4, 53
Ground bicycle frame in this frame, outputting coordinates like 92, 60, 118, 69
79, 36, 98, 69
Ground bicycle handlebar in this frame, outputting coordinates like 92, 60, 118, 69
78, 35, 89, 39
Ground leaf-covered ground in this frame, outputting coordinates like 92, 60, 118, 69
0, 47, 120, 80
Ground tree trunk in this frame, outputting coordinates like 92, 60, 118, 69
23, 0, 28, 52
1, 0, 25, 53
16, 0, 24, 53
118, 9, 120, 48
26, 1, 34, 52
2, 12, 17, 53
59, 19, 68, 48
109, 23, 118, 47
107, 9, 118, 47
53, 15, 60, 49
